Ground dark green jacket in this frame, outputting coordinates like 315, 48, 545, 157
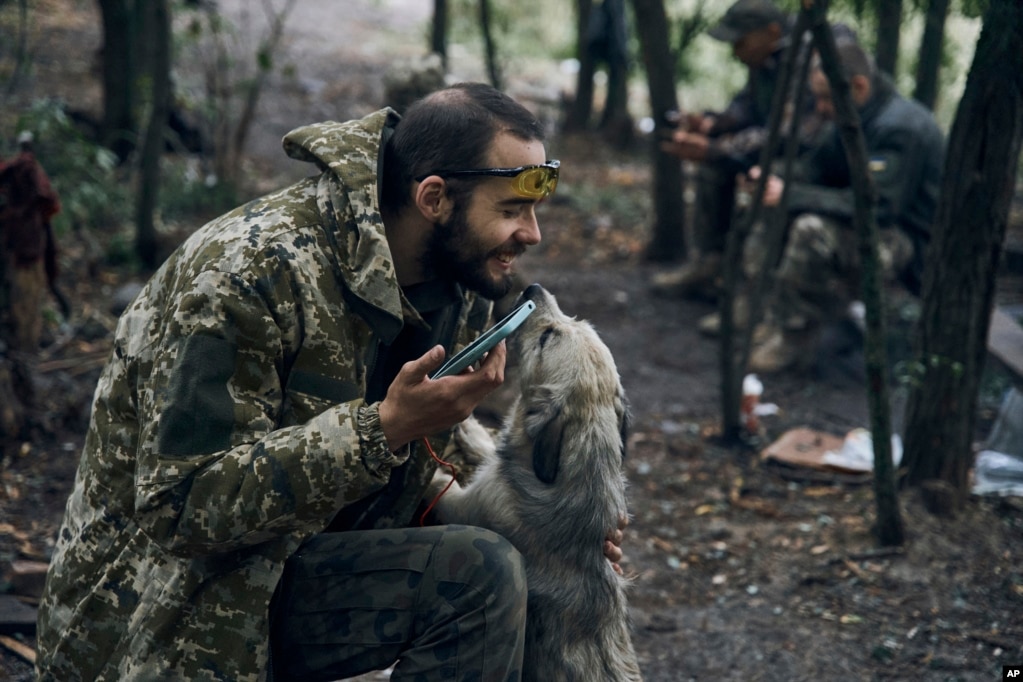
786, 74, 946, 293
36, 109, 491, 681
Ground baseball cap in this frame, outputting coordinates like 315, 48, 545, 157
708, 0, 787, 44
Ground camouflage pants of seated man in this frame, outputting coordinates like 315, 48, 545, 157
270, 525, 527, 682
770, 213, 915, 330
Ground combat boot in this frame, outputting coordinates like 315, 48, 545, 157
650, 253, 722, 301
700, 316, 774, 345
749, 326, 817, 373
697, 297, 776, 344
698, 296, 749, 335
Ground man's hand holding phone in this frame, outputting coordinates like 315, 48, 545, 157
379, 341, 507, 452
378, 299, 535, 451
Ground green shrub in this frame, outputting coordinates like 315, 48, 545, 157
157, 157, 239, 223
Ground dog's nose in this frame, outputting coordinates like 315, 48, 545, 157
519, 283, 544, 304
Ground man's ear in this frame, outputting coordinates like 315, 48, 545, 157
851, 75, 872, 106
414, 176, 453, 224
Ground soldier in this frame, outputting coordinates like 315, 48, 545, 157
36, 83, 624, 681
748, 41, 945, 373
651, 0, 818, 300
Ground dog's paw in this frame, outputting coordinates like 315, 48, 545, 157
453, 416, 498, 466
423, 467, 463, 524
426, 467, 457, 501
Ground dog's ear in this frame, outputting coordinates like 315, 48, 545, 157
526, 387, 564, 484
532, 408, 564, 484
620, 399, 631, 462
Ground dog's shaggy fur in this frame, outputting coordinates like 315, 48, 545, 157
429, 283, 642, 681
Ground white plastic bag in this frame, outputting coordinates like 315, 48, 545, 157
821, 428, 903, 472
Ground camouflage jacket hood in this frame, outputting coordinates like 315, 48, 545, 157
36, 109, 492, 681
281, 115, 404, 334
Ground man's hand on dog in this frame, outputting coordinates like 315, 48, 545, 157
380, 343, 507, 451
605, 516, 628, 576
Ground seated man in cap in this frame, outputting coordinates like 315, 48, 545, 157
651, 0, 839, 303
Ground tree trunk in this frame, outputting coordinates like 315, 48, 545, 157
913, 0, 950, 110
565, 0, 596, 132
96, 0, 138, 161
478, 0, 502, 91
0, 230, 20, 444
901, 0, 1023, 507
809, 1, 905, 547
431, 0, 448, 69
228, 0, 297, 184
720, 11, 812, 444
630, 0, 685, 262
593, 0, 633, 146
599, 54, 633, 147
4, 0, 30, 91
873, 0, 902, 77
135, 0, 171, 270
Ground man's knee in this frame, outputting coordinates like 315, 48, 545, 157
787, 213, 830, 248
779, 214, 838, 278
401, 527, 526, 679
431, 525, 527, 608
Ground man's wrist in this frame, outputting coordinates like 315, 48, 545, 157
358, 403, 410, 475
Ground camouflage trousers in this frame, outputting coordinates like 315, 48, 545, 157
768, 213, 914, 328
269, 525, 527, 682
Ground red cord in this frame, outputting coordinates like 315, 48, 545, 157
419, 436, 458, 527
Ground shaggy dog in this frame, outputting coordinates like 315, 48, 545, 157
428, 283, 642, 681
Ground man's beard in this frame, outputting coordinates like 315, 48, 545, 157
423, 202, 520, 301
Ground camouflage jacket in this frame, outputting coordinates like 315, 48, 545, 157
36, 109, 493, 681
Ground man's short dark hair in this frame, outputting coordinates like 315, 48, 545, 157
812, 40, 875, 82
381, 82, 547, 212
835, 40, 874, 80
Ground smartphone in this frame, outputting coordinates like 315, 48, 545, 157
431, 300, 536, 379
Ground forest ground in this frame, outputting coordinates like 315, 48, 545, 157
2, 1, 1023, 680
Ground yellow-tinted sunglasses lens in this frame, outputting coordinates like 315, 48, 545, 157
511, 165, 559, 199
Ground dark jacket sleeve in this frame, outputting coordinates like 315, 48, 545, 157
785, 102, 940, 233
714, 83, 758, 135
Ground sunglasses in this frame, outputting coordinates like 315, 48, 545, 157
415, 160, 560, 200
